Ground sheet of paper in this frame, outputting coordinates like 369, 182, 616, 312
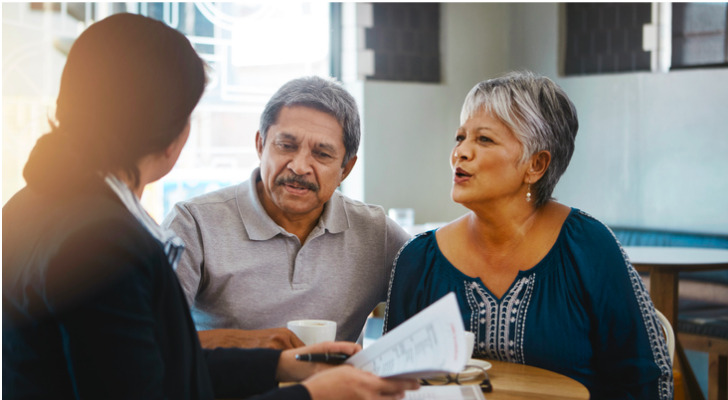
346, 292, 467, 378
404, 385, 486, 400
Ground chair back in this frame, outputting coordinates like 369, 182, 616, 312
654, 309, 675, 365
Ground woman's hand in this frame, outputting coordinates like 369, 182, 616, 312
276, 341, 361, 382
276, 341, 419, 399
303, 366, 419, 400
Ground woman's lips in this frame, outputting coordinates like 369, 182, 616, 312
454, 167, 472, 183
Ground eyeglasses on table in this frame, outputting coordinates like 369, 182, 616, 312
420, 364, 492, 393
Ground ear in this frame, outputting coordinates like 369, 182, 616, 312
525, 150, 551, 184
163, 142, 177, 159
163, 121, 191, 160
340, 155, 358, 181
255, 131, 264, 159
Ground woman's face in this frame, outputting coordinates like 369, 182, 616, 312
450, 109, 529, 207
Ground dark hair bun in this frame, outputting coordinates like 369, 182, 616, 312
23, 132, 90, 194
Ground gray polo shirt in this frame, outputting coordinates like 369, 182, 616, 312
163, 168, 412, 342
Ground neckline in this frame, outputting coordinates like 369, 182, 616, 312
430, 207, 576, 300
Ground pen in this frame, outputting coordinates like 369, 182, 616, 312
295, 352, 350, 365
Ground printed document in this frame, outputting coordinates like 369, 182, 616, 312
346, 292, 468, 379
404, 385, 486, 400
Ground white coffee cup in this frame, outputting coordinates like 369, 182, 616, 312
287, 319, 337, 346
464, 331, 475, 361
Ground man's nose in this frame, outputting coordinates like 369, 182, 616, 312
287, 150, 314, 175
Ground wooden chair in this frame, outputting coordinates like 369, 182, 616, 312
655, 309, 686, 400
656, 309, 676, 364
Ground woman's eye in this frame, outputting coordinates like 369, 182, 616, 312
455, 134, 465, 142
478, 136, 492, 143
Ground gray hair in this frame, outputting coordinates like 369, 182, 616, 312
259, 76, 360, 165
460, 71, 578, 208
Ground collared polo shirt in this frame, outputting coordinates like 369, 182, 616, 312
163, 168, 411, 341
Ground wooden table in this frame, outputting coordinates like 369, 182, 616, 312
470, 359, 589, 400
280, 359, 588, 400
624, 246, 728, 400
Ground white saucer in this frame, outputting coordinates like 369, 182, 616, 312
457, 359, 493, 380
466, 359, 492, 371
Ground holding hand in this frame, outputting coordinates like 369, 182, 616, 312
303, 366, 419, 400
277, 341, 361, 382
277, 341, 419, 400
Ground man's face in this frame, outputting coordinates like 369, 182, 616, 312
256, 105, 356, 222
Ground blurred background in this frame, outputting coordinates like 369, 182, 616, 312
4, 2, 727, 233
3, 2, 331, 220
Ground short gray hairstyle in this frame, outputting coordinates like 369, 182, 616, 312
460, 71, 579, 208
259, 76, 360, 166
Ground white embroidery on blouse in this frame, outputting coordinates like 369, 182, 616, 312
464, 274, 535, 364
599, 211, 674, 400
624, 264, 674, 400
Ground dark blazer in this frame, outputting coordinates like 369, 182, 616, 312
2, 178, 309, 400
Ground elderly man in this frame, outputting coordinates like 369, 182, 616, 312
163, 76, 411, 349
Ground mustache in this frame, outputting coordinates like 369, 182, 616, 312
275, 174, 320, 192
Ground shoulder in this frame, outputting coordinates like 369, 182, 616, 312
403, 230, 437, 249
4, 184, 166, 320
561, 208, 621, 252
69, 193, 160, 259
5, 185, 148, 252
172, 183, 241, 209
61, 192, 164, 279
163, 183, 243, 226
334, 193, 411, 243
338, 192, 388, 219
395, 230, 438, 268
16, 187, 159, 280
557, 208, 630, 280
56, 186, 151, 245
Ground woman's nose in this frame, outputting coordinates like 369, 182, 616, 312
453, 143, 472, 160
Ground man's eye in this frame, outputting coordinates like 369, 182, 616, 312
277, 142, 295, 150
315, 151, 332, 159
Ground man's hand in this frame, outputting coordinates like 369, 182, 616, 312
198, 328, 305, 350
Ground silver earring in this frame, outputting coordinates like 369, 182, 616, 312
526, 184, 532, 202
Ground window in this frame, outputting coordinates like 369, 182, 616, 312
564, 3, 652, 75
671, 2, 728, 69
364, 3, 441, 82
563, 2, 728, 75
2, 2, 331, 220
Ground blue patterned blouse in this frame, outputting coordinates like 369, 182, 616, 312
384, 208, 672, 399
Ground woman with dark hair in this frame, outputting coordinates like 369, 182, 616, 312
2, 13, 416, 400
384, 71, 673, 399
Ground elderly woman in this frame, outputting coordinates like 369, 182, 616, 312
2, 13, 417, 400
384, 71, 672, 399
